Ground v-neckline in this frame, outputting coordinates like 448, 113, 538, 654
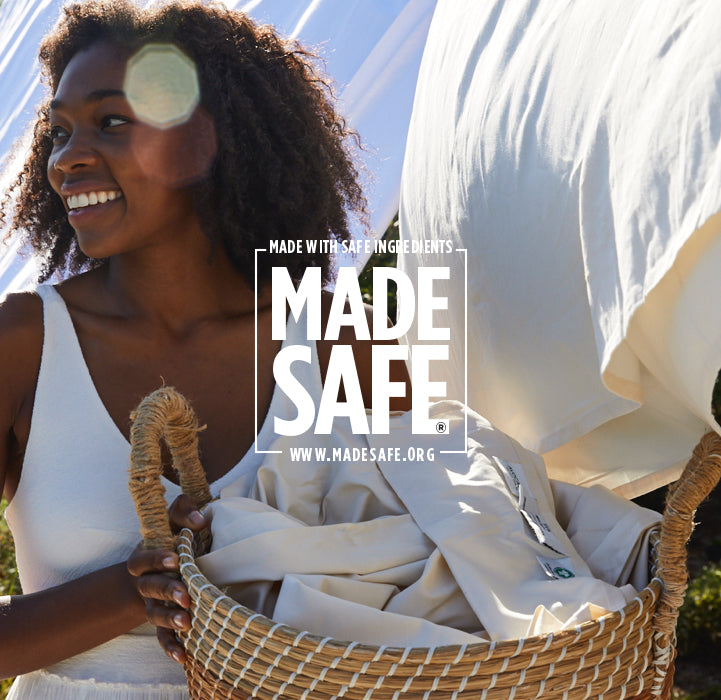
46, 284, 281, 493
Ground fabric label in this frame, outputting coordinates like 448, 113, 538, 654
518, 485, 567, 556
494, 458, 568, 556
493, 457, 527, 497
537, 555, 576, 580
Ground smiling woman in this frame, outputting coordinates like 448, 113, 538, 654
0, 1, 410, 698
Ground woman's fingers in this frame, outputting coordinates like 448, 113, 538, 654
168, 494, 209, 532
158, 625, 187, 664
136, 573, 189, 608
145, 598, 191, 630
126, 546, 178, 577
125, 497, 208, 665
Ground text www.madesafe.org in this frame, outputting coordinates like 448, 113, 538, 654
289, 446, 436, 463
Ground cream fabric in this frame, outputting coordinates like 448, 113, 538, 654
199, 402, 659, 645
550, 481, 661, 591
399, 0, 721, 497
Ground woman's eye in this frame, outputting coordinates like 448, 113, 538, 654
49, 125, 68, 142
102, 115, 130, 129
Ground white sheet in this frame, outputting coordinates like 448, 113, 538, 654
198, 402, 659, 645
398, 0, 721, 496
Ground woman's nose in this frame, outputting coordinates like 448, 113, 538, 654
50, 128, 100, 173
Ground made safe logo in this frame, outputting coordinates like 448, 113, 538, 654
256, 239, 466, 438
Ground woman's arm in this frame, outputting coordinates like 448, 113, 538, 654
0, 293, 139, 678
0, 292, 42, 503
0, 506, 205, 679
0, 293, 199, 678
0, 562, 147, 679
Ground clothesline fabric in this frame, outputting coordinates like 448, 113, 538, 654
399, 0, 721, 497
0, 0, 436, 294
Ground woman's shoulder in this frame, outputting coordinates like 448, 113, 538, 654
0, 290, 44, 488
0, 289, 44, 400
0, 289, 44, 353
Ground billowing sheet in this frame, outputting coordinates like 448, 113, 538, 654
399, 0, 721, 496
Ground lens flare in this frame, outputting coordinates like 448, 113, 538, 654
125, 44, 217, 187
124, 44, 200, 129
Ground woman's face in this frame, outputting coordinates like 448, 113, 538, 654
46, 40, 205, 260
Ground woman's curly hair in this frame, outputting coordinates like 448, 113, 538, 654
1, 0, 367, 287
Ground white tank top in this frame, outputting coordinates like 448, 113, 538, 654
5, 283, 323, 698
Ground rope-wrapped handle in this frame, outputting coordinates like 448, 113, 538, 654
655, 430, 721, 637
129, 387, 213, 550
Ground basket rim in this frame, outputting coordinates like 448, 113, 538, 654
176, 524, 663, 659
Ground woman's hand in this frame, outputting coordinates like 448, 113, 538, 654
127, 494, 210, 664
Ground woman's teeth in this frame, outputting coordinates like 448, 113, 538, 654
67, 191, 122, 210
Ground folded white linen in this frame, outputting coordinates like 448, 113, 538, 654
274, 574, 483, 647
199, 401, 659, 645
550, 480, 661, 591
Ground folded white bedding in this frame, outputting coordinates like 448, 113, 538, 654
199, 401, 660, 645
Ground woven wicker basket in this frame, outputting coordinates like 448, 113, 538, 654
128, 387, 721, 700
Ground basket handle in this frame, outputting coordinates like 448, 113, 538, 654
654, 430, 721, 638
128, 387, 213, 550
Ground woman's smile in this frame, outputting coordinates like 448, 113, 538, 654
66, 190, 124, 227
66, 190, 123, 210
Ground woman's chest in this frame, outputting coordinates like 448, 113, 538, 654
74, 317, 279, 484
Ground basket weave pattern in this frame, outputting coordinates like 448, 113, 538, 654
129, 388, 721, 700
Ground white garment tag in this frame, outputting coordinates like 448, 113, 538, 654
537, 556, 576, 580
518, 485, 566, 556
493, 458, 568, 556
492, 457, 527, 497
